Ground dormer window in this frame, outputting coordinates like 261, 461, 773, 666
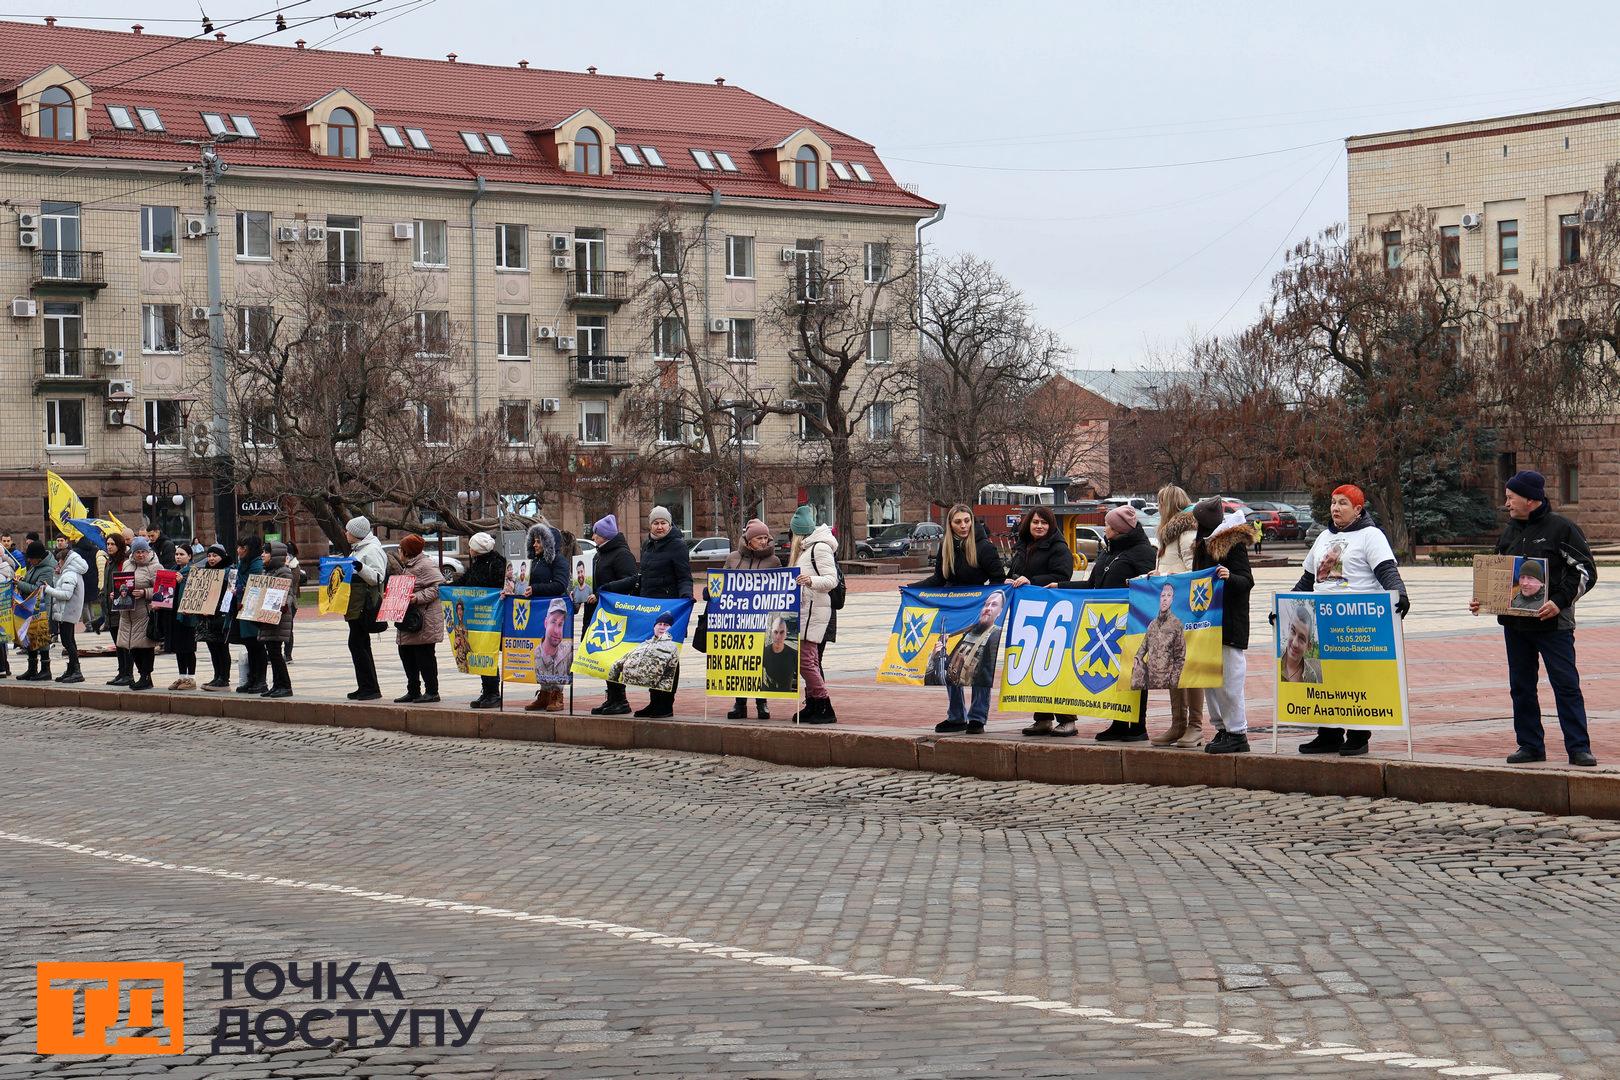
106, 105, 135, 131
691, 149, 715, 171
377, 124, 404, 148
203, 113, 229, 136
641, 145, 664, 167
328, 107, 359, 158
406, 127, 431, 150
486, 133, 511, 156
829, 161, 851, 181
794, 145, 820, 191
461, 131, 488, 154
851, 162, 874, 183
39, 86, 74, 141
618, 144, 642, 166
714, 151, 737, 172
137, 108, 164, 131
575, 127, 602, 174
231, 114, 258, 138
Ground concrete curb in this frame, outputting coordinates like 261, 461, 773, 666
5, 683, 1616, 820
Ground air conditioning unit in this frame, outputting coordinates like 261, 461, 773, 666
184, 216, 208, 238
780, 246, 798, 263
552, 254, 573, 270
556, 335, 577, 351
535, 325, 555, 341
636, 240, 657, 258
276, 225, 301, 243
393, 222, 414, 240
189, 305, 210, 321
17, 212, 38, 230
1460, 212, 1483, 230
106, 379, 135, 400
18, 229, 40, 249
550, 234, 570, 253
100, 348, 125, 367
305, 225, 327, 242
106, 408, 128, 427
1583, 204, 1604, 224
708, 317, 730, 333
538, 397, 561, 413
782, 398, 803, 409
10, 298, 36, 318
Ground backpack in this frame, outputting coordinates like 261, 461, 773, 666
813, 541, 846, 610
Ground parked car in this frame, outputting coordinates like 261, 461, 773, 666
686, 536, 733, 565
382, 542, 463, 581
1245, 508, 1302, 542
907, 521, 945, 558
1305, 521, 1327, 546
574, 537, 598, 557
857, 523, 917, 558
1290, 505, 1318, 533
1072, 525, 1105, 578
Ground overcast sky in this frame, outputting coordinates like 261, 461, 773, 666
36, 0, 1620, 368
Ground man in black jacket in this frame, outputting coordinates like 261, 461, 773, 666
1469, 471, 1598, 766
585, 514, 639, 715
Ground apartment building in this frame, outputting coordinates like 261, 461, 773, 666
0, 19, 936, 549
1346, 102, 1620, 537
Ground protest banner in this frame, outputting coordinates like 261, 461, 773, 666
877, 586, 1010, 687
0, 578, 12, 645
998, 586, 1144, 723
318, 556, 355, 614
502, 594, 575, 685
178, 568, 226, 616
1120, 568, 1223, 690
703, 567, 801, 699
442, 585, 504, 676
568, 553, 594, 606
150, 569, 179, 610
238, 573, 289, 624
572, 592, 694, 691
1473, 554, 1548, 618
1273, 590, 1409, 745
377, 575, 415, 623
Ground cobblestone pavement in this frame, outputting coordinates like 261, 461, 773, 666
2, 705, 1617, 1077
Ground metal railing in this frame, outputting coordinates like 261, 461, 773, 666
34, 346, 101, 379
34, 250, 106, 287
569, 355, 631, 388
567, 269, 629, 303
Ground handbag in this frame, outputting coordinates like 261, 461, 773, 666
691, 608, 709, 653
395, 604, 424, 634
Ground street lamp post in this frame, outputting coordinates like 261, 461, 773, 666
112, 397, 197, 540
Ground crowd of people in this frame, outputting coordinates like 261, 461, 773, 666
0, 469, 1599, 766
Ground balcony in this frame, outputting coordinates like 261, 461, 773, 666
32, 250, 107, 292
789, 272, 844, 307
325, 260, 385, 299
569, 355, 632, 392
566, 269, 629, 308
34, 347, 110, 391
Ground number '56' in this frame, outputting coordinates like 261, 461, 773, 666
1005, 599, 1075, 688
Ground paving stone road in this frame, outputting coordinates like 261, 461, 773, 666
2, 704, 1617, 1077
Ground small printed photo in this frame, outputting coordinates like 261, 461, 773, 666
1277, 598, 1322, 684
1511, 557, 1549, 612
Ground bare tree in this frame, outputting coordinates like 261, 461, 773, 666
988, 373, 1114, 489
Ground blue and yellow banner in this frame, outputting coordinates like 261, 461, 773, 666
877, 586, 1010, 687
999, 586, 1144, 723
502, 594, 575, 685
0, 578, 14, 645
704, 567, 802, 700
1274, 590, 1408, 729
1121, 568, 1223, 689
572, 592, 694, 692
318, 556, 355, 615
48, 471, 127, 543
442, 586, 505, 677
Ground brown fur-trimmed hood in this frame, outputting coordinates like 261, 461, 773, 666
1203, 523, 1254, 561
1158, 510, 1197, 548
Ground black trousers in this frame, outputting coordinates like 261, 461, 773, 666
265, 640, 291, 690
348, 620, 379, 694
116, 646, 132, 679
170, 623, 196, 676
131, 647, 154, 679
398, 643, 439, 695
58, 622, 79, 669
242, 639, 268, 687
480, 674, 501, 698
205, 639, 231, 683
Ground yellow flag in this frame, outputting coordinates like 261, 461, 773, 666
46, 471, 127, 541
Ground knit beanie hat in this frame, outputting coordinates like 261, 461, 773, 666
469, 532, 496, 554
743, 518, 771, 543
1517, 559, 1545, 582
790, 505, 816, 537
1506, 470, 1547, 503
1192, 497, 1224, 538
25, 540, 47, 561
1104, 505, 1138, 533
648, 506, 673, 526
592, 514, 619, 541
400, 534, 425, 559
345, 515, 372, 540
130, 536, 152, 554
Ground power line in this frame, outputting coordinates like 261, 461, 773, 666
890, 139, 1339, 175
64, 3, 315, 87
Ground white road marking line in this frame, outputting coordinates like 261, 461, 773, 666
0, 828, 1554, 1078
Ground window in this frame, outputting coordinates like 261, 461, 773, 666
497, 313, 529, 358
653, 230, 681, 275
794, 145, 819, 190
830, 161, 852, 181
653, 316, 685, 358
377, 124, 404, 149
725, 234, 754, 279
235, 211, 271, 259
496, 223, 528, 270
868, 325, 892, 364
574, 127, 603, 174
1498, 219, 1518, 273
799, 400, 827, 440
691, 149, 715, 170
237, 306, 272, 353
727, 318, 755, 361
45, 399, 85, 449
328, 107, 359, 158
141, 304, 182, 353
1560, 214, 1581, 266
640, 145, 665, 167
713, 151, 737, 172
141, 206, 178, 256
136, 107, 164, 132
42, 301, 83, 375
864, 242, 890, 283
654, 486, 692, 533
576, 315, 607, 356
230, 114, 257, 138
1382, 230, 1402, 270
405, 127, 431, 150
499, 401, 531, 445
242, 402, 278, 448
1498, 322, 1520, 359
414, 219, 448, 267
202, 112, 229, 136
415, 310, 450, 356
486, 133, 511, 156
106, 105, 135, 130
460, 131, 488, 154
579, 400, 609, 444
409, 400, 449, 446
655, 401, 687, 444
1441, 325, 1463, 364
143, 400, 184, 448
1563, 457, 1581, 504
731, 409, 759, 445
850, 162, 874, 182
868, 401, 895, 440
866, 483, 901, 529
1440, 225, 1461, 278
39, 85, 73, 141
793, 239, 824, 301
618, 144, 643, 166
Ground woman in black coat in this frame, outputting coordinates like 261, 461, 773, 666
1076, 505, 1158, 742
461, 533, 508, 709
1007, 506, 1078, 739
1191, 497, 1254, 755
914, 504, 1006, 736
600, 507, 692, 719
585, 514, 640, 716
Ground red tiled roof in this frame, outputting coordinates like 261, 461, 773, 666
0, 19, 935, 212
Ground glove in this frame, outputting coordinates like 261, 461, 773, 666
1396, 594, 1409, 619
1267, 610, 1277, 626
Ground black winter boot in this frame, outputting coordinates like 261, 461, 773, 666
801, 697, 836, 724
